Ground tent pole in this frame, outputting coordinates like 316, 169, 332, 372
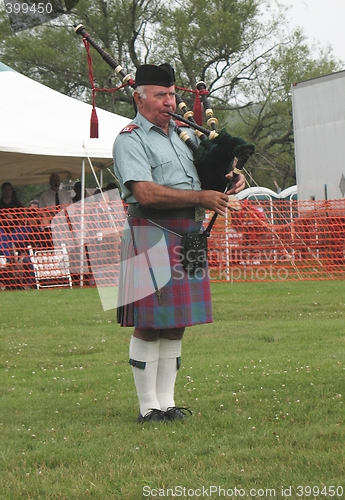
79, 158, 86, 287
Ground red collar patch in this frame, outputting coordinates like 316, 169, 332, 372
120, 124, 139, 134
174, 120, 190, 128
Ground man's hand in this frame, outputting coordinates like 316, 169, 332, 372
197, 190, 230, 216
225, 171, 246, 195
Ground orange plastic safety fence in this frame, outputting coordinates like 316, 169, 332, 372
0, 202, 125, 291
1, 199, 344, 291
207, 198, 345, 283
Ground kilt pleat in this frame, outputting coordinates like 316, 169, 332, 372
117, 216, 213, 329
116, 232, 135, 326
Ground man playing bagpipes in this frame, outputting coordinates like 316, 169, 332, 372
112, 63, 250, 423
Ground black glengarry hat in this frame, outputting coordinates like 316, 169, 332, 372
134, 63, 175, 88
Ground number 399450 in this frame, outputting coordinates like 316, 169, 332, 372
5, 3, 53, 14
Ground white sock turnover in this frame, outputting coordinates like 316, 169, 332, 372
129, 336, 161, 417
156, 338, 182, 412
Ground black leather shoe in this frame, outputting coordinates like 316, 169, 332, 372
137, 409, 168, 423
165, 407, 192, 421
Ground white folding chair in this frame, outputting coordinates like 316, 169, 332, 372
28, 243, 72, 289
0, 254, 7, 290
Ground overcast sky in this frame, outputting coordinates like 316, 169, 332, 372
277, 0, 345, 62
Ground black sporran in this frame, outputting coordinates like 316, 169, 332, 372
181, 233, 208, 273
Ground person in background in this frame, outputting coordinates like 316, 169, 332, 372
28, 199, 39, 208
0, 182, 23, 209
104, 182, 119, 192
0, 213, 12, 259
0, 210, 26, 289
0, 213, 13, 290
38, 173, 72, 208
72, 181, 86, 203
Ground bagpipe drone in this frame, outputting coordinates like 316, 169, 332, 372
74, 23, 255, 195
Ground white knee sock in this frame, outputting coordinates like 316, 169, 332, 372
156, 338, 182, 411
129, 336, 160, 417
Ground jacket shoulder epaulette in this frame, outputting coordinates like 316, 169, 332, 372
120, 124, 139, 134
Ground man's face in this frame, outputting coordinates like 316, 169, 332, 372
135, 85, 176, 130
50, 175, 61, 192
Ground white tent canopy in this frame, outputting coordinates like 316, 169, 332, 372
0, 62, 130, 186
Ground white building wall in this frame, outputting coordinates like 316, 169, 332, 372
292, 70, 345, 200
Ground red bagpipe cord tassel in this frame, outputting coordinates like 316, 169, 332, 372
90, 90, 99, 138
83, 38, 99, 138
82, 37, 128, 138
193, 90, 203, 126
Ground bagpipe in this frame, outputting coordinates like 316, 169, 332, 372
74, 24, 255, 194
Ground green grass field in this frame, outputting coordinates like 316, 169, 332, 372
0, 281, 344, 500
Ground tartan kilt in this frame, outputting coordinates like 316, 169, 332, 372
117, 216, 213, 329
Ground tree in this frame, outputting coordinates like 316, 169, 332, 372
0, 0, 167, 114
235, 31, 340, 189
0, 0, 342, 189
